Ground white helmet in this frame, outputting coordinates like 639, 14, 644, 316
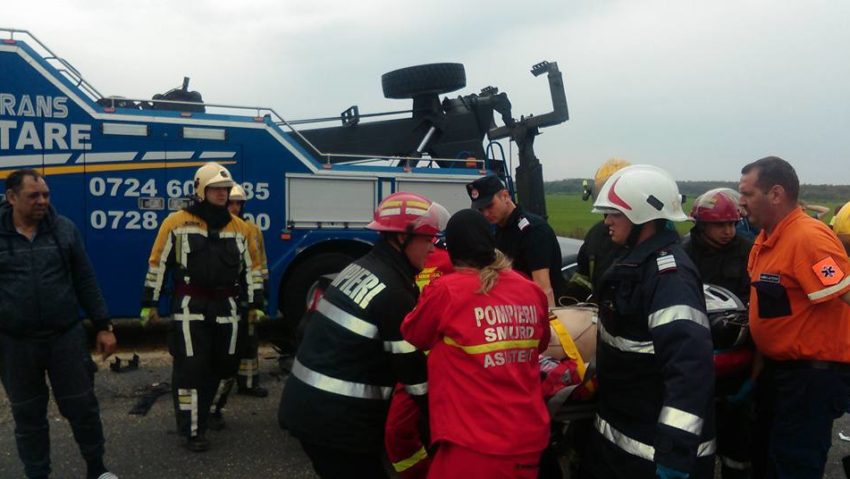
592, 164, 688, 224
193, 162, 235, 201
230, 184, 247, 202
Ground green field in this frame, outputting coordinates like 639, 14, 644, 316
546, 193, 698, 239
545, 193, 843, 239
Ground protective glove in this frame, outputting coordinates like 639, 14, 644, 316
248, 309, 266, 324
726, 378, 754, 405
656, 464, 689, 479
140, 307, 160, 327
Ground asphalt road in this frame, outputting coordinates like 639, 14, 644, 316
2, 342, 850, 478
0, 347, 320, 479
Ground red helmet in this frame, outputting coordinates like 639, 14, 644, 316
367, 192, 450, 236
690, 188, 742, 223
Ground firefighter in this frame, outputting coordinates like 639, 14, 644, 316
279, 192, 449, 478
562, 157, 631, 304
401, 208, 551, 478
683, 188, 754, 479
385, 241, 454, 479
581, 165, 715, 479
208, 185, 269, 429
140, 162, 263, 452
683, 188, 752, 302
466, 175, 566, 306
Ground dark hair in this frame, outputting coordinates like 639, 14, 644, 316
740, 156, 799, 201
4, 169, 44, 195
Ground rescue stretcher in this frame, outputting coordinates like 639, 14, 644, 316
542, 284, 754, 424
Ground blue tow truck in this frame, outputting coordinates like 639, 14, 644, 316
0, 28, 569, 331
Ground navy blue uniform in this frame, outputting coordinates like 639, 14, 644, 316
495, 206, 567, 302
280, 240, 428, 478
581, 229, 716, 479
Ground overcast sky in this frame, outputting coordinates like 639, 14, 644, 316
5, 0, 849, 184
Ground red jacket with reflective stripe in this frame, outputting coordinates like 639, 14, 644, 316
401, 269, 550, 455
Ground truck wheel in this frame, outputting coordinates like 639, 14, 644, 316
280, 252, 355, 339
382, 63, 466, 99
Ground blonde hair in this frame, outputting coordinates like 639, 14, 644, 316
474, 250, 512, 294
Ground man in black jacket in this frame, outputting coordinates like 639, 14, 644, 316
682, 188, 753, 479
581, 165, 715, 479
466, 175, 565, 307
279, 192, 449, 478
0, 169, 117, 479
562, 158, 630, 304
682, 188, 753, 302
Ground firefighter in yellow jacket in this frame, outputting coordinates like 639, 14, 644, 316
140, 162, 263, 452
208, 185, 269, 430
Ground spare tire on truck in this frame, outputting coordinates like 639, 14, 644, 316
381, 63, 466, 99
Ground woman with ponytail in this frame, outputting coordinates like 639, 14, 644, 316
401, 209, 551, 479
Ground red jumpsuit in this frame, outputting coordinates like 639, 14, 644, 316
401, 269, 550, 479
385, 246, 452, 478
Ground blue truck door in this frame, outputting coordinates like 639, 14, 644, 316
83, 135, 167, 318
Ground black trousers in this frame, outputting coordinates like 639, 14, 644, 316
236, 322, 261, 390
752, 364, 850, 479
299, 440, 389, 479
168, 311, 242, 439
0, 324, 105, 479
716, 399, 752, 479
212, 319, 255, 414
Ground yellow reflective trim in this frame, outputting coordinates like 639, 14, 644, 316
0, 160, 236, 179
443, 336, 539, 354
392, 446, 428, 472
381, 200, 403, 207
406, 200, 430, 209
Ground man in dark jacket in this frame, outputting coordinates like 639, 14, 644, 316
682, 188, 753, 303
466, 175, 566, 306
0, 169, 117, 479
581, 165, 715, 479
563, 158, 631, 304
682, 188, 754, 479
280, 192, 449, 479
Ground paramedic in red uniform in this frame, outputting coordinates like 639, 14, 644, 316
402, 208, 550, 479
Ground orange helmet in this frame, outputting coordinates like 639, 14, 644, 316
367, 192, 450, 236
690, 188, 742, 223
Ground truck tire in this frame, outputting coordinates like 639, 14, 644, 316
382, 63, 466, 99
280, 251, 356, 337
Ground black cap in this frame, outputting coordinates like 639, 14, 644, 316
466, 175, 506, 209
446, 209, 497, 268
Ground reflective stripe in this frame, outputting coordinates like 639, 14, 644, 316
720, 455, 750, 470
177, 388, 199, 437
392, 446, 428, 473
384, 339, 418, 354
598, 321, 655, 354
443, 336, 539, 354
148, 235, 172, 301
648, 305, 708, 330
172, 296, 204, 357
291, 358, 392, 400
216, 301, 240, 355
404, 382, 428, 396
659, 406, 704, 435
594, 415, 715, 461
316, 298, 378, 339
808, 275, 850, 301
